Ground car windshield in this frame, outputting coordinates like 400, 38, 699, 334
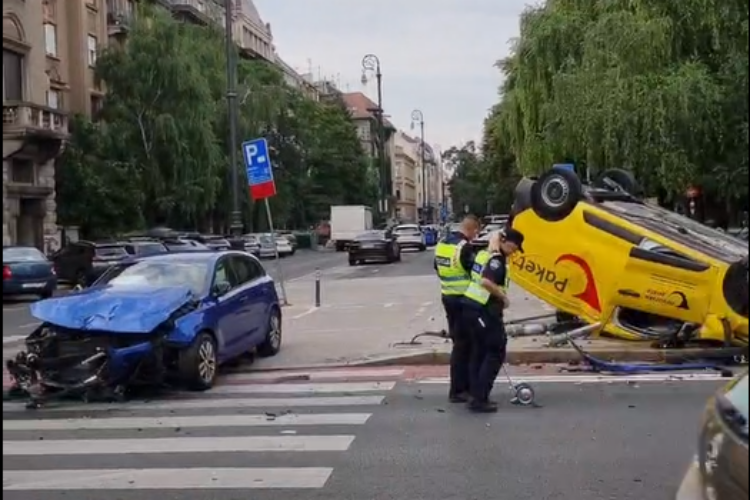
259, 235, 274, 245
603, 200, 749, 259
98, 260, 209, 295
95, 246, 128, 257
356, 231, 385, 240
3, 247, 46, 262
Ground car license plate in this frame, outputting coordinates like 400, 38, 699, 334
21, 283, 44, 289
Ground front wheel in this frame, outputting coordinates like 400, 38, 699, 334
178, 332, 218, 391
530, 167, 583, 222
258, 308, 282, 357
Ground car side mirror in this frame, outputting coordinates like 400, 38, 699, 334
212, 281, 232, 296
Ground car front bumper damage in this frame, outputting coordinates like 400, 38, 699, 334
6, 325, 163, 409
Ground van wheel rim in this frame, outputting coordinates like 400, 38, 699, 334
198, 339, 216, 382
269, 314, 281, 349
541, 176, 569, 208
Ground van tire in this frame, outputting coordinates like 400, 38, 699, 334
530, 168, 583, 222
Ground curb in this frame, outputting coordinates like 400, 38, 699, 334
234, 344, 748, 374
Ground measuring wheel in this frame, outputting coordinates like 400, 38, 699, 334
511, 383, 536, 406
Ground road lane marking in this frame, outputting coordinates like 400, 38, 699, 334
3, 467, 334, 490
2, 335, 27, 345
416, 373, 728, 385
3, 413, 372, 431
223, 369, 405, 383
16, 322, 40, 330
2, 395, 386, 413
3, 435, 356, 455
209, 381, 396, 395
292, 306, 318, 319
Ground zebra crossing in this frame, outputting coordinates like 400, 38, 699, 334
2, 368, 403, 495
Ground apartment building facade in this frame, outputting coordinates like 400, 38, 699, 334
3, 0, 110, 248
392, 131, 419, 223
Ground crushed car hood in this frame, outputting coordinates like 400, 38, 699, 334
30, 285, 195, 333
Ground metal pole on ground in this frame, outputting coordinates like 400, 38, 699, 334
314, 268, 321, 307
264, 198, 288, 305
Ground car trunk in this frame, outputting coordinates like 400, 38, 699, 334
6, 260, 53, 280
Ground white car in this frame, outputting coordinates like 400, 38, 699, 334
392, 224, 426, 251
275, 236, 294, 257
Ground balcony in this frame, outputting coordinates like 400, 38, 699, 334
107, 0, 135, 37
165, 0, 224, 27
3, 102, 69, 139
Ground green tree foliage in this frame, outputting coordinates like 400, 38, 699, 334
484, 0, 748, 211
56, 3, 376, 237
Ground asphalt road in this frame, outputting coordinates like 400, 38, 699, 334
336, 246, 435, 280
2, 369, 723, 500
1, 250, 346, 340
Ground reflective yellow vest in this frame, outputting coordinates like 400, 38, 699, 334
464, 250, 510, 305
434, 239, 471, 296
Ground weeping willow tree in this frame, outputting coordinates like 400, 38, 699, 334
490, 0, 748, 208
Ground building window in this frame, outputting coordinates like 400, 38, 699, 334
3, 50, 24, 101
44, 24, 58, 57
11, 158, 35, 184
46, 89, 61, 109
91, 95, 104, 118
87, 35, 98, 66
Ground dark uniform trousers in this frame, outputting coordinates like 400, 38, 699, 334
443, 295, 470, 396
464, 305, 508, 403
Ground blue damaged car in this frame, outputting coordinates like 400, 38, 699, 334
6, 251, 282, 406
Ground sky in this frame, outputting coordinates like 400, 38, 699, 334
253, 0, 529, 152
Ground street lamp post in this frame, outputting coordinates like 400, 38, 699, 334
224, 1, 243, 248
361, 54, 389, 217
410, 109, 427, 223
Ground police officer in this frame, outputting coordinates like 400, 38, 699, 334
434, 215, 481, 403
463, 228, 524, 413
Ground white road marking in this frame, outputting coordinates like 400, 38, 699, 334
291, 306, 319, 319
3, 467, 334, 490
2, 395, 386, 413
2, 413, 373, 431
3, 435, 356, 455
416, 373, 728, 385
210, 381, 396, 395
223, 368, 405, 383
2, 335, 27, 345
16, 322, 40, 330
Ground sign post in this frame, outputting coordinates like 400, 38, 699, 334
242, 138, 288, 305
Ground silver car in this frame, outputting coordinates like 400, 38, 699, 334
256, 234, 278, 259
242, 234, 261, 256
392, 224, 426, 251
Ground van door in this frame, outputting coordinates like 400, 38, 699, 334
613, 246, 716, 324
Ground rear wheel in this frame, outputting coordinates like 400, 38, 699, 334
179, 332, 218, 390
595, 168, 642, 196
258, 308, 282, 357
530, 168, 583, 222
348, 257, 358, 266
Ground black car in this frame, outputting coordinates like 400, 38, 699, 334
51, 241, 130, 286
3, 246, 57, 299
348, 230, 401, 266
676, 371, 748, 499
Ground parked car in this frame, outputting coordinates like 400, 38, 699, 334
348, 230, 401, 266
199, 235, 231, 251
3, 246, 57, 299
393, 224, 426, 251
162, 238, 211, 253
243, 234, 262, 256
122, 239, 169, 258
51, 241, 130, 287
510, 167, 748, 345
6, 251, 283, 403
275, 235, 295, 257
676, 371, 748, 499
277, 231, 298, 252
249, 234, 276, 259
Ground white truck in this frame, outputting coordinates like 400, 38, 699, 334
330, 205, 373, 251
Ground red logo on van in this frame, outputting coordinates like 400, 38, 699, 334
555, 254, 601, 312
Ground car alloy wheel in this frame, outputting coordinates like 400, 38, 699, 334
268, 313, 282, 350
197, 337, 217, 385
541, 175, 570, 208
